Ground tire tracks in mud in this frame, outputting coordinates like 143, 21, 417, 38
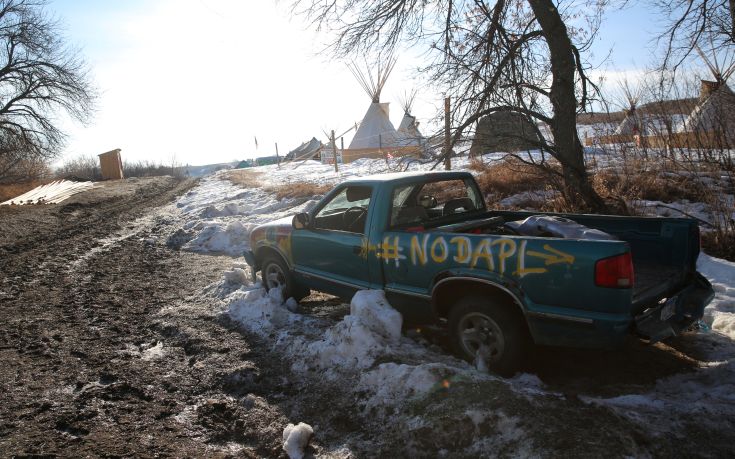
0, 178, 299, 456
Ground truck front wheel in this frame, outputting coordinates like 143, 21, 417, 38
261, 254, 309, 302
448, 295, 529, 377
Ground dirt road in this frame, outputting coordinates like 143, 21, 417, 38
0, 178, 303, 456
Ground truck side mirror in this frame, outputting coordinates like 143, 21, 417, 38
419, 195, 437, 209
292, 212, 310, 229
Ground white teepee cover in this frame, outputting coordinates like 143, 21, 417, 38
349, 102, 401, 149
614, 111, 641, 135
683, 83, 735, 132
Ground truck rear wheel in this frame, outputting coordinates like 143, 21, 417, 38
261, 254, 309, 302
448, 295, 529, 377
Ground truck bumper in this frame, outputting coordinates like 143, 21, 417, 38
243, 250, 258, 283
634, 273, 715, 343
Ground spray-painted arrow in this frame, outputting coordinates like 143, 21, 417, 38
526, 244, 575, 266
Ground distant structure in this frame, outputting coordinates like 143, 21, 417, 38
343, 57, 420, 162
284, 137, 323, 162
613, 80, 642, 136
469, 111, 542, 156
98, 149, 124, 180
680, 46, 735, 144
397, 90, 424, 145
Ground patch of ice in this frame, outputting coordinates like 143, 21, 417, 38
358, 362, 452, 408
141, 341, 165, 360
282, 422, 313, 459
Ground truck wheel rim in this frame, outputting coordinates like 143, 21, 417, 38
457, 312, 505, 364
264, 263, 286, 290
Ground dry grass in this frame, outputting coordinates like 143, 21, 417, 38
224, 169, 331, 200
0, 180, 53, 203
470, 157, 553, 198
591, 161, 708, 204
702, 231, 735, 261
269, 182, 332, 200
469, 157, 569, 211
224, 169, 265, 189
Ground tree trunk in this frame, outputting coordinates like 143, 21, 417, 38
527, 0, 606, 212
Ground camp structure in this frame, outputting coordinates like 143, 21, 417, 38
613, 80, 643, 137
396, 90, 424, 144
469, 111, 542, 156
284, 137, 323, 162
342, 57, 421, 162
677, 45, 735, 148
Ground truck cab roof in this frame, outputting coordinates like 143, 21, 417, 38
341, 170, 475, 186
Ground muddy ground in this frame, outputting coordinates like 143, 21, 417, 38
1, 177, 733, 457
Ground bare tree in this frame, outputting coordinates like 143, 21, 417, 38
0, 0, 94, 182
292, 0, 607, 210
655, 0, 735, 69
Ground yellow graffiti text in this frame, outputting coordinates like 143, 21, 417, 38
526, 244, 575, 266
491, 238, 517, 275
410, 234, 430, 266
450, 236, 471, 264
470, 239, 495, 270
430, 237, 449, 263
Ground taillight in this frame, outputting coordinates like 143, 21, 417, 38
595, 253, 635, 288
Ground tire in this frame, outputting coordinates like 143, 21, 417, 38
448, 295, 529, 377
260, 254, 309, 302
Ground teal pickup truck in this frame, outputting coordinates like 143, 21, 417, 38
244, 171, 714, 375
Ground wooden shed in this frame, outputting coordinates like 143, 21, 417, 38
98, 149, 124, 180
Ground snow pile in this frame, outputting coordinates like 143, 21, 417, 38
294, 290, 403, 370
141, 341, 166, 361
282, 422, 313, 459
174, 174, 319, 256
217, 279, 487, 408
698, 254, 735, 340
227, 287, 303, 332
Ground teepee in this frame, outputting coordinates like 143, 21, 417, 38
681, 45, 735, 141
346, 57, 402, 150
614, 79, 642, 136
397, 90, 423, 142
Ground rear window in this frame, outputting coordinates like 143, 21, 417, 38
390, 178, 484, 228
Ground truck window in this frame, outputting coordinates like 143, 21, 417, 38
313, 185, 372, 234
390, 178, 483, 228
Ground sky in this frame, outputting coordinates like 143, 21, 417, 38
48, 0, 666, 167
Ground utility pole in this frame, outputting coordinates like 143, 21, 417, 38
444, 96, 451, 170
331, 130, 338, 173
340, 137, 345, 168
275, 142, 280, 168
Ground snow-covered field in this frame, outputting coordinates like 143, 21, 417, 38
170, 156, 735, 455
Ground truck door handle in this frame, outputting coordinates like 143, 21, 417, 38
352, 245, 363, 255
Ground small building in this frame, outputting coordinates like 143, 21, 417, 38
98, 149, 124, 180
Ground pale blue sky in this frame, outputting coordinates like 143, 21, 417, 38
45, 1, 674, 166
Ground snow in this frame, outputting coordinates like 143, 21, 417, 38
222, 280, 476, 406
698, 254, 735, 340
282, 422, 313, 459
